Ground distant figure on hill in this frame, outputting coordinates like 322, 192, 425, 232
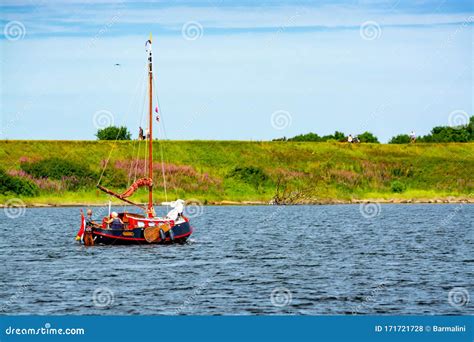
353, 136, 360, 143
138, 127, 144, 140
347, 134, 353, 143
410, 131, 416, 143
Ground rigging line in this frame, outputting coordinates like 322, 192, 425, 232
151, 76, 168, 202
134, 61, 149, 184
159, 138, 168, 203
126, 79, 144, 186
152, 75, 175, 202
128, 65, 148, 185
134, 63, 148, 180
125, 62, 148, 211
156, 116, 172, 202
127, 73, 146, 184
134, 68, 148, 185
97, 65, 148, 186
152, 75, 168, 140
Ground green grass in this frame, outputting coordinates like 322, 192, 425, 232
0, 140, 473, 205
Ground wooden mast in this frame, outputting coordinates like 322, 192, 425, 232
147, 33, 154, 217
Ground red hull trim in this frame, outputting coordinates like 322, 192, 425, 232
93, 230, 192, 241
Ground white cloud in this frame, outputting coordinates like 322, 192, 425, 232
1, 21, 471, 141
1, 2, 473, 37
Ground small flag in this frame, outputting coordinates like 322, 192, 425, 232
76, 210, 86, 242
155, 106, 159, 113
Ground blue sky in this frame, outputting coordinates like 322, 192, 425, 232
0, 0, 472, 142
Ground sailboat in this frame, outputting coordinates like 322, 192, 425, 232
77, 34, 193, 246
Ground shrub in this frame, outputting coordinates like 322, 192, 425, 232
332, 131, 346, 142
101, 168, 129, 188
288, 132, 322, 142
227, 166, 269, 190
403, 116, 474, 143
285, 130, 380, 143
389, 134, 411, 144
0, 169, 39, 196
288, 131, 347, 142
96, 126, 131, 140
419, 126, 470, 143
391, 180, 406, 193
20, 158, 97, 190
357, 131, 380, 143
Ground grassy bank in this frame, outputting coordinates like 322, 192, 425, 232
0, 140, 473, 205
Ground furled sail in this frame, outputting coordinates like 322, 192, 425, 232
97, 177, 153, 210
119, 178, 153, 198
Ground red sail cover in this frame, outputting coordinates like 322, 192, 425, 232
120, 178, 153, 198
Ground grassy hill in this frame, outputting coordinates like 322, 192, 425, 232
0, 140, 473, 206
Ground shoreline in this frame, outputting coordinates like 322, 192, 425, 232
2, 197, 473, 208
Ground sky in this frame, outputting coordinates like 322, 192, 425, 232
0, 0, 472, 142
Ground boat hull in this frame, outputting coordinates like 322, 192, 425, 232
90, 220, 192, 245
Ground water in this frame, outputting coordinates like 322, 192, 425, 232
0, 204, 472, 315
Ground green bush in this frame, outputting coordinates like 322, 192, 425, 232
227, 166, 269, 190
287, 131, 347, 142
101, 168, 129, 188
0, 169, 39, 196
288, 132, 322, 142
20, 158, 97, 190
96, 126, 131, 140
391, 116, 474, 143
389, 134, 411, 144
286, 131, 380, 143
332, 131, 346, 142
357, 131, 380, 143
391, 180, 406, 193
419, 126, 471, 143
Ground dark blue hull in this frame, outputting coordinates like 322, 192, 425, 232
91, 221, 192, 245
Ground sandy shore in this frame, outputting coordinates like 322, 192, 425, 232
1, 197, 473, 208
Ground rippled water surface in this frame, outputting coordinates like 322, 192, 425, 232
0, 204, 472, 315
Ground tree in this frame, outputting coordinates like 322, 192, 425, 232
418, 126, 470, 142
357, 131, 379, 143
321, 131, 346, 142
272, 137, 287, 141
389, 134, 411, 144
96, 126, 131, 140
333, 131, 346, 142
288, 132, 322, 142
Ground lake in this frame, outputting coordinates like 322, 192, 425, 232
0, 204, 472, 315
